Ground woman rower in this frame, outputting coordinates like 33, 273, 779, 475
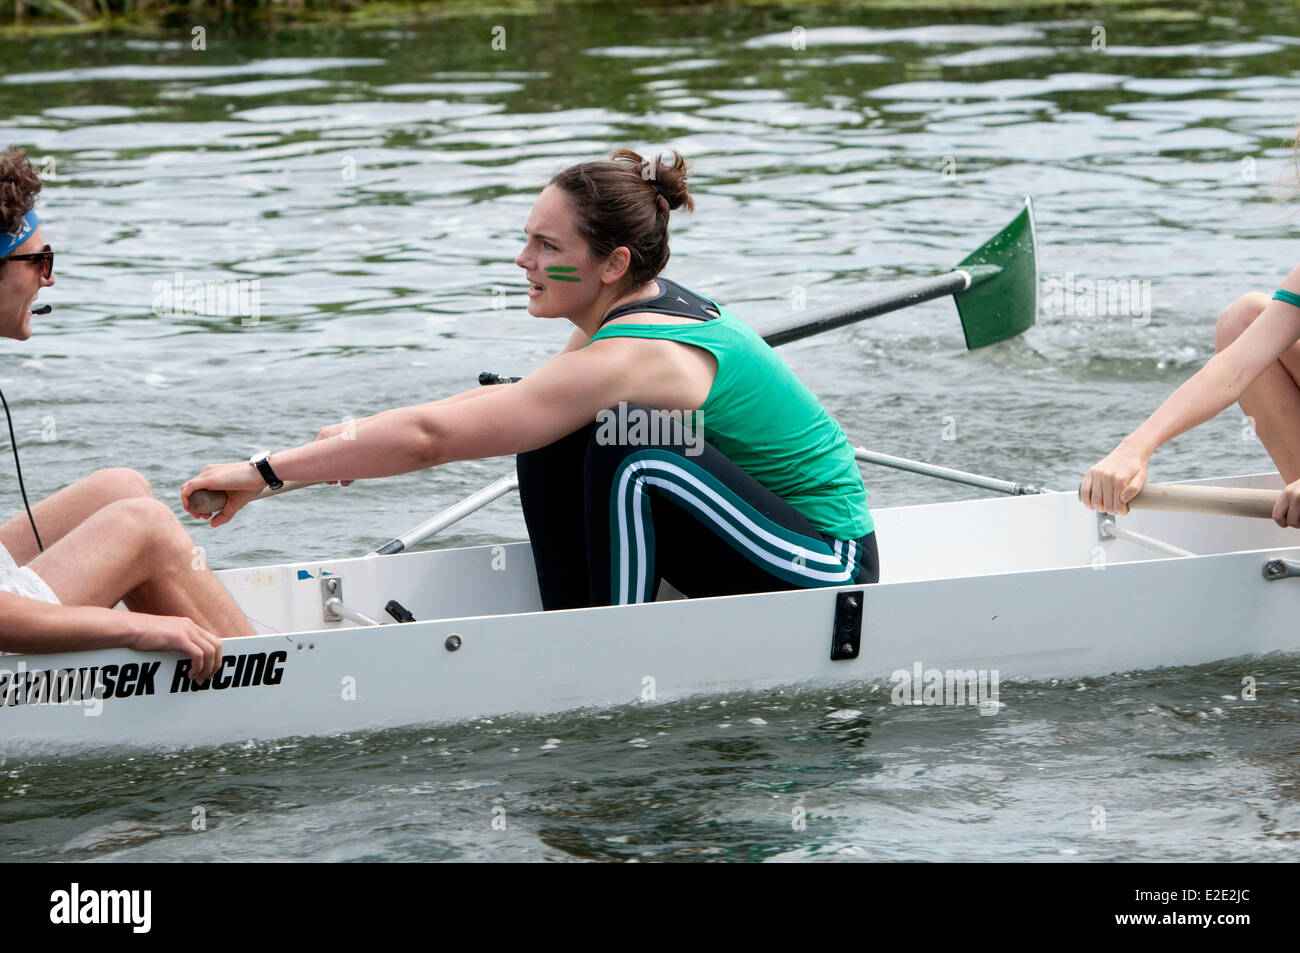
0, 147, 252, 680
182, 149, 878, 608
1081, 142, 1300, 526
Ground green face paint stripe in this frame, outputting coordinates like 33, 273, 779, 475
545, 266, 578, 272
546, 275, 582, 282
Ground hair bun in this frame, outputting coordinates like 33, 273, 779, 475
646, 175, 675, 207
615, 148, 694, 213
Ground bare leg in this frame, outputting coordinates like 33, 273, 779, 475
0, 467, 153, 565
26, 497, 255, 639
1215, 292, 1300, 484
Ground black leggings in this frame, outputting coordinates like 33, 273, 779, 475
516, 405, 879, 610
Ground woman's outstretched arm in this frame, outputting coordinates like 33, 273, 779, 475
180, 338, 665, 527
1081, 267, 1300, 515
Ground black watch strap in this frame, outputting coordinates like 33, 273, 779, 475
251, 453, 284, 491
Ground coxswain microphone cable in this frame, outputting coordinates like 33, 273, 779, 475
0, 384, 44, 553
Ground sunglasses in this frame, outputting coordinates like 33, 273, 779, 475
5, 244, 53, 279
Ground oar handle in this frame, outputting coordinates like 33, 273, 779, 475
188, 481, 319, 515
1129, 483, 1279, 519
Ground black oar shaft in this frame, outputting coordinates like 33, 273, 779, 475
757, 271, 969, 347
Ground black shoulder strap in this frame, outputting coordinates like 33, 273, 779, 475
599, 277, 721, 327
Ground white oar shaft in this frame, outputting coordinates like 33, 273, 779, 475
853, 447, 1050, 496
370, 474, 520, 555
1129, 483, 1279, 519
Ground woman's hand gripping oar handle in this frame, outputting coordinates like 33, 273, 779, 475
1129, 483, 1279, 519
188, 481, 319, 516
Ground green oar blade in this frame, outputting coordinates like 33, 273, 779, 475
953, 196, 1038, 350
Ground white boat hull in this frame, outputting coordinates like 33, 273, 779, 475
3, 472, 1298, 751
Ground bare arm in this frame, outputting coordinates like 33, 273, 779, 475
1124, 301, 1300, 454
1082, 269, 1300, 515
0, 593, 137, 651
293, 347, 634, 473
302, 336, 613, 474
430, 385, 512, 408
316, 351, 574, 439
0, 593, 224, 679
181, 340, 660, 525
317, 386, 498, 439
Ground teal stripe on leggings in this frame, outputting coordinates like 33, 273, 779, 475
609, 449, 863, 604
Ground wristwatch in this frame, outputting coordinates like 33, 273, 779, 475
249, 451, 284, 491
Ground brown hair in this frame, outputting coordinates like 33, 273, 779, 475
548, 148, 694, 294
0, 147, 42, 240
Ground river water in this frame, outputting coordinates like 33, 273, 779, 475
0, 1, 1297, 862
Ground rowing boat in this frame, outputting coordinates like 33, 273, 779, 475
9, 198, 1292, 750
3, 469, 1297, 751
1, 198, 1044, 752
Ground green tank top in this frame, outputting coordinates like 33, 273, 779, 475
586, 301, 874, 540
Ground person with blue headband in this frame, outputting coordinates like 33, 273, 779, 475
1081, 128, 1300, 527
0, 146, 251, 680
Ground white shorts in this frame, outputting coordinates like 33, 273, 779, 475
0, 539, 60, 605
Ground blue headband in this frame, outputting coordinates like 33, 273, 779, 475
1, 209, 39, 258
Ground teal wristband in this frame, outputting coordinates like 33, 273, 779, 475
1273, 288, 1300, 309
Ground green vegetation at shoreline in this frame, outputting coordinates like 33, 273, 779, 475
1, 0, 1191, 38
